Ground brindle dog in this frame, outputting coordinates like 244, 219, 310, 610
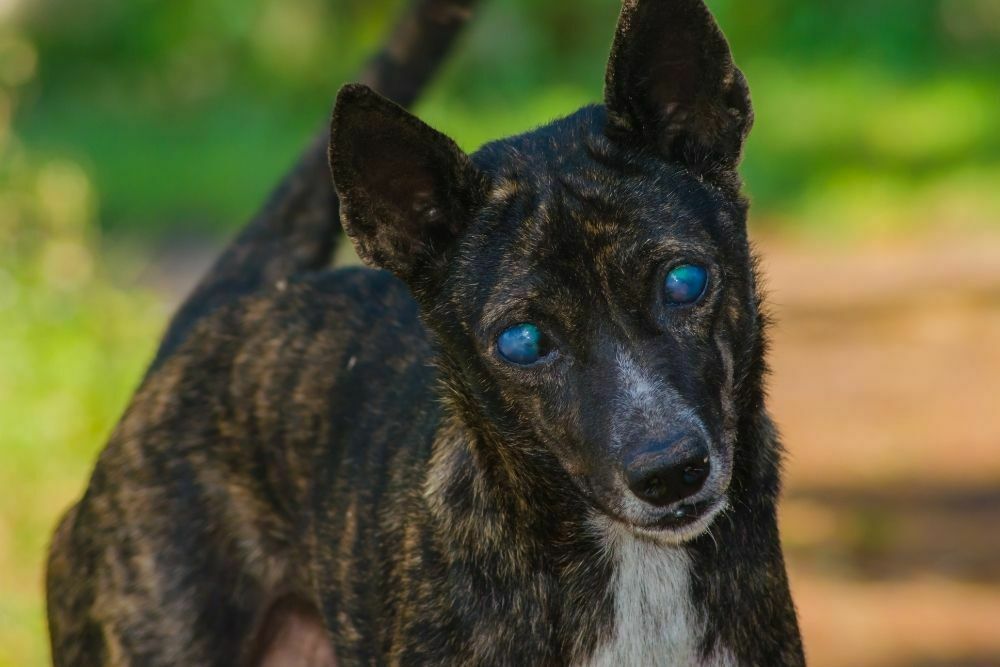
47, 0, 805, 664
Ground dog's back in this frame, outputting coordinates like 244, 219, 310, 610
47, 268, 438, 665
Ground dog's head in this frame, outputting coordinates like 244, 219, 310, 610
330, 0, 761, 544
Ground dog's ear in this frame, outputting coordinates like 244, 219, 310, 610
604, 0, 753, 178
330, 84, 483, 284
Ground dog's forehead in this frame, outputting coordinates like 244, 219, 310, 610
453, 182, 720, 334
451, 108, 744, 323
470, 108, 733, 250
468, 165, 725, 287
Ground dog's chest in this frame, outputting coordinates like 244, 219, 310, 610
579, 537, 735, 667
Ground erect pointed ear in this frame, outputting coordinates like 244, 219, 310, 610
329, 84, 483, 284
604, 0, 753, 178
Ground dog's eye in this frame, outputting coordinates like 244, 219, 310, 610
497, 323, 552, 365
664, 264, 709, 305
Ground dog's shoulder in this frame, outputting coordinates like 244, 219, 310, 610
159, 266, 426, 377
123, 266, 433, 450
253, 265, 423, 342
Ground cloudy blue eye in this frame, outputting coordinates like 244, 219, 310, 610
664, 264, 709, 305
497, 323, 551, 365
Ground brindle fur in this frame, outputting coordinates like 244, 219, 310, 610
47, 0, 805, 665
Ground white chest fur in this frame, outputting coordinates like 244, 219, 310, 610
580, 524, 735, 667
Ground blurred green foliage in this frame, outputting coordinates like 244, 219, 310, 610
0, 150, 165, 664
8, 0, 1000, 237
0, 1, 998, 664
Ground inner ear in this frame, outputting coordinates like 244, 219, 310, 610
330, 84, 483, 284
354, 148, 452, 248
604, 0, 753, 177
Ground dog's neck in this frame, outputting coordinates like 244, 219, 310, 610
582, 518, 739, 667
423, 410, 582, 557
421, 401, 787, 665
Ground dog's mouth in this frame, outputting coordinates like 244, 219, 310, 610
642, 500, 713, 531
613, 496, 728, 544
577, 476, 728, 543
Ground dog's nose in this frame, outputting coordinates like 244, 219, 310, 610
624, 434, 710, 507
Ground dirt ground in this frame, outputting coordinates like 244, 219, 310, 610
760, 233, 1000, 667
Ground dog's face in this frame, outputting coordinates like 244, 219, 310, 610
446, 129, 760, 543
331, 0, 758, 543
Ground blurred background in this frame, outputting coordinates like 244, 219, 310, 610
1, 0, 998, 664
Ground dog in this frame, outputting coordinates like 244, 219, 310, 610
47, 0, 805, 664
